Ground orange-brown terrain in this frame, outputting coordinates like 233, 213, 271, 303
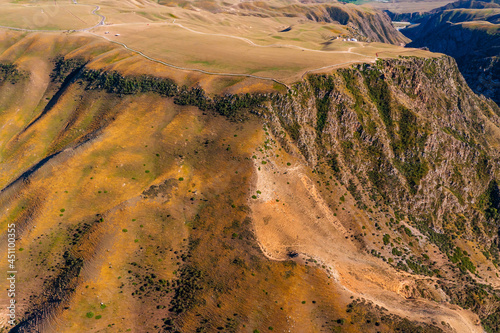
0, 0, 499, 332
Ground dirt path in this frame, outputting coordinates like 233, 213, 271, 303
299, 174, 349, 237
300, 59, 376, 79
86, 32, 292, 89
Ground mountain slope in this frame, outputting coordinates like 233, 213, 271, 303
0, 30, 499, 332
386, 0, 500, 22
264, 55, 500, 331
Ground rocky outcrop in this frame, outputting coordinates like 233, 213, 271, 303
263, 56, 500, 329
267, 56, 500, 256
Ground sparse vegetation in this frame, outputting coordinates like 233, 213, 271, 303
2, 32, 499, 333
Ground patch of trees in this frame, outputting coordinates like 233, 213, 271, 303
211, 93, 267, 118
50, 56, 86, 83
383, 234, 390, 245
79, 68, 266, 118
308, 74, 336, 136
483, 307, 500, 333
340, 69, 365, 117
415, 221, 455, 254
327, 153, 341, 175
284, 121, 301, 141
0, 63, 26, 84
128, 266, 171, 299
406, 258, 434, 276
422, 59, 438, 79
479, 180, 500, 222
395, 106, 424, 152
415, 220, 480, 274
47, 58, 268, 119
449, 247, 476, 274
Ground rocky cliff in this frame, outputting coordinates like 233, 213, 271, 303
270, 56, 500, 241
264, 55, 500, 331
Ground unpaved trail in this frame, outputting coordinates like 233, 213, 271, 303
86, 29, 376, 87
86, 32, 291, 89
300, 59, 376, 79
299, 175, 349, 237
250, 155, 482, 333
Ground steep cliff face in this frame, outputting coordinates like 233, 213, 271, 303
386, 0, 500, 22
396, 0, 500, 103
270, 56, 500, 250
407, 23, 499, 103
